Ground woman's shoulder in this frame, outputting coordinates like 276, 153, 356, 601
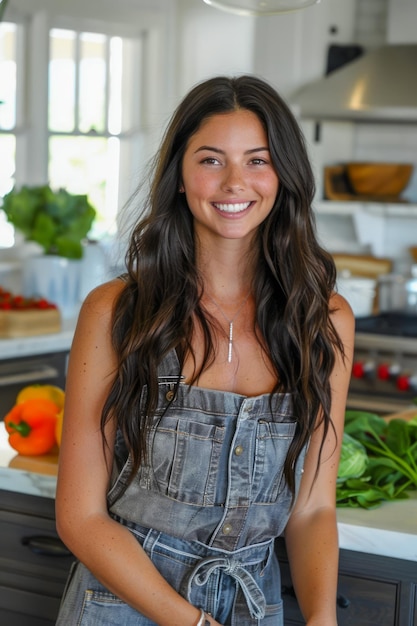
329, 291, 355, 339
77, 278, 126, 327
84, 277, 126, 305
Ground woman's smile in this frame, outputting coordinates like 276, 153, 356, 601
212, 201, 253, 215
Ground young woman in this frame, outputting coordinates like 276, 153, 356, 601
55, 74, 354, 626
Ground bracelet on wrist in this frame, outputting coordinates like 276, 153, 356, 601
196, 608, 210, 626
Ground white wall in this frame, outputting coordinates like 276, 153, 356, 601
253, 0, 357, 97
174, 0, 255, 102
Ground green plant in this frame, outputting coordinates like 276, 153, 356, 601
1, 184, 96, 259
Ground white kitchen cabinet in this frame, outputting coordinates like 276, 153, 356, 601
314, 200, 417, 267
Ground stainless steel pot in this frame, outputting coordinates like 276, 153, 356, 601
378, 265, 417, 313
405, 268, 417, 312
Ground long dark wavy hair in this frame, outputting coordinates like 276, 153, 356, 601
102, 74, 344, 495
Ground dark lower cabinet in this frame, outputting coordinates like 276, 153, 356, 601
0, 351, 69, 417
275, 538, 417, 626
0, 489, 74, 626
0, 489, 416, 626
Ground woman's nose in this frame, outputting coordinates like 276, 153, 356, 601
221, 165, 245, 192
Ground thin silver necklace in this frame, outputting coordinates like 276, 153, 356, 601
205, 291, 251, 363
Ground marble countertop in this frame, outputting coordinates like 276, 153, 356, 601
0, 421, 58, 498
0, 422, 416, 562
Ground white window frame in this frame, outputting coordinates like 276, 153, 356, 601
2, 1, 176, 241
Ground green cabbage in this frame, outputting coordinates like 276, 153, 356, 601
337, 432, 368, 483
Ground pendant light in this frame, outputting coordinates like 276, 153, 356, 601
202, 0, 320, 17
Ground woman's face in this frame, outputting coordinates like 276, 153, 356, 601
181, 109, 279, 245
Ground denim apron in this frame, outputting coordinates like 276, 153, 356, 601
56, 350, 307, 626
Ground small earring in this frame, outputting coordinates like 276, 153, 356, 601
179, 185, 185, 193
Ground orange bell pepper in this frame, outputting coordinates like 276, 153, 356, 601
55, 408, 64, 447
4, 398, 59, 456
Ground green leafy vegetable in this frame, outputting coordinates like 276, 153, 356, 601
337, 411, 417, 509
337, 432, 368, 482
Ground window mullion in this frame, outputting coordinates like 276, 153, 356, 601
23, 10, 49, 185
74, 32, 81, 131
104, 35, 111, 132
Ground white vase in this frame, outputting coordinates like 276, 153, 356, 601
79, 241, 110, 301
22, 255, 82, 319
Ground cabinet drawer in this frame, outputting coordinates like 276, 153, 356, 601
336, 573, 397, 626
0, 491, 74, 625
0, 583, 60, 625
0, 509, 73, 577
281, 564, 397, 626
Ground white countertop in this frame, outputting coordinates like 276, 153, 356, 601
0, 422, 416, 562
336, 495, 417, 562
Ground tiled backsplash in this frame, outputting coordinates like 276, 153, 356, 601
354, 0, 388, 48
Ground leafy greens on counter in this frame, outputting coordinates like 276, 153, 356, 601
336, 410, 417, 509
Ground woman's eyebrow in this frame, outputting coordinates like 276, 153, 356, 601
194, 145, 270, 154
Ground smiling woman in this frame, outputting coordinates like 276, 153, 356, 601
54, 74, 354, 626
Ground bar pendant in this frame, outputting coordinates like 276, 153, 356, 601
228, 321, 233, 363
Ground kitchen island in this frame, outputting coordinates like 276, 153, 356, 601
0, 420, 416, 626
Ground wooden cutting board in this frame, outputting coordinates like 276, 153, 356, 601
0, 308, 61, 338
384, 409, 417, 422
8, 447, 59, 475
333, 253, 393, 279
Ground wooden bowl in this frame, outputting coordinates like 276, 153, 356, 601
346, 162, 413, 197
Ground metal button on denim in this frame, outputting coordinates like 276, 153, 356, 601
222, 523, 233, 535
165, 390, 175, 401
234, 445, 243, 456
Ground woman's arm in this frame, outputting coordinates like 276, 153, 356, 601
55, 280, 220, 626
284, 293, 355, 626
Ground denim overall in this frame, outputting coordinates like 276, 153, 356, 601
56, 350, 307, 626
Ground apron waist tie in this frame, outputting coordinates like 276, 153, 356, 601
187, 556, 266, 620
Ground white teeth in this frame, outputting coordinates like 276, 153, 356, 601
214, 202, 251, 213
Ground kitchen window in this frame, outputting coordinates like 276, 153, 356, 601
47, 27, 144, 240
0, 21, 17, 246
0, 16, 147, 247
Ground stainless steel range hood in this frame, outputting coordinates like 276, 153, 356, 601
290, 44, 417, 123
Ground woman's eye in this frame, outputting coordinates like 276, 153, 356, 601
201, 157, 220, 165
251, 158, 267, 165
